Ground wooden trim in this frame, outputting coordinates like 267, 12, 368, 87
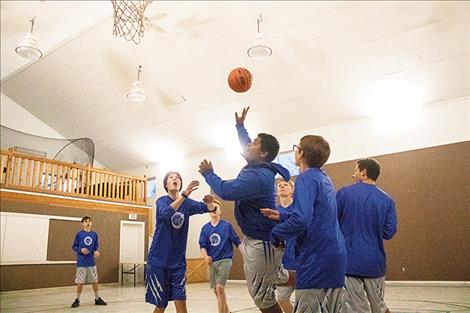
0, 189, 151, 215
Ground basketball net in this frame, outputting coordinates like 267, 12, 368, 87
111, 0, 153, 44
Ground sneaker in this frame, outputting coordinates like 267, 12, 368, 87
95, 297, 107, 305
71, 299, 80, 308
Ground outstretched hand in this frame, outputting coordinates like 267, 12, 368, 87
184, 180, 199, 197
260, 208, 281, 221
199, 159, 213, 174
202, 194, 214, 204
235, 106, 250, 125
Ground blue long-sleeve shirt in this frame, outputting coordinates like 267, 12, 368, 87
276, 204, 297, 271
148, 195, 209, 269
72, 230, 99, 267
270, 167, 346, 289
336, 182, 397, 278
199, 219, 241, 262
202, 123, 290, 241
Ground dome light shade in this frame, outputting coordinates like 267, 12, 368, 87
15, 32, 43, 60
247, 14, 272, 61
15, 17, 42, 60
127, 66, 146, 102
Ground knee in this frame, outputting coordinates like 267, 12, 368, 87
216, 285, 225, 295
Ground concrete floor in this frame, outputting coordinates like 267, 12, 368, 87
1, 281, 469, 312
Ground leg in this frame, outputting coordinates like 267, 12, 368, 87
76, 283, 84, 296
260, 303, 283, 313
174, 300, 188, 313
276, 285, 294, 313
153, 307, 166, 313
343, 276, 371, 313
363, 277, 388, 313
278, 299, 293, 313
216, 284, 229, 313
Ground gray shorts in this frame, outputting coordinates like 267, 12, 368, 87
343, 276, 387, 313
294, 288, 344, 313
75, 266, 98, 284
209, 259, 232, 289
241, 236, 284, 309
275, 265, 294, 301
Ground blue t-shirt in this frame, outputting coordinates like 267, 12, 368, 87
276, 204, 297, 271
202, 123, 290, 241
270, 167, 346, 289
199, 219, 241, 262
336, 182, 397, 278
72, 230, 99, 267
148, 195, 209, 269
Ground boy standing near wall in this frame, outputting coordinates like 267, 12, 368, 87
71, 216, 107, 308
199, 198, 241, 313
336, 158, 397, 313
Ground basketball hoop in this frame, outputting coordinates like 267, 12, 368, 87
111, 0, 153, 44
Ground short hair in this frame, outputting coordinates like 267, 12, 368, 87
258, 133, 280, 162
163, 171, 183, 192
357, 158, 381, 181
277, 179, 294, 189
81, 216, 91, 223
299, 135, 330, 168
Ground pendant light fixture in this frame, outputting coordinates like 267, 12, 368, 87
15, 17, 43, 60
247, 14, 272, 60
127, 65, 146, 102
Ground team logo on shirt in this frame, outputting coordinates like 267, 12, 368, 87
171, 212, 185, 229
83, 236, 93, 246
209, 233, 221, 246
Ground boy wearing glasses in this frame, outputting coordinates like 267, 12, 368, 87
262, 136, 346, 313
199, 107, 290, 313
199, 198, 242, 313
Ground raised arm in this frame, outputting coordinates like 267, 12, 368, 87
199, 160, 262, 201
235, 106, 252, 148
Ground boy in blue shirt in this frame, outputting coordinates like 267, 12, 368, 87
71, 216, 107, 308
274, 179, 295, 313
199, 107, 290, 313
336, 158, 397, 313
146, 171, 217, 313
263, 135, 346, 313
199, 198, 241, 313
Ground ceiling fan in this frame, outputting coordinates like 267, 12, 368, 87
144, 12, 167, 33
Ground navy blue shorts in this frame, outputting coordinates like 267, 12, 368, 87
145, 264, 186, 308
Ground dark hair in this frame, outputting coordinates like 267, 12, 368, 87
299, 135, 330, 168
81, 216, 92, 223
357, 158, 381, 181
258, 133, 280, 162
163, 171, 183, 192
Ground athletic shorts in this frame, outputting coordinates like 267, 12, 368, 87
343, 276, 388, 313
241, 236, 284, 309
209, 259, 232, 289
294, 288, 344, 313
75, 266, 98, 284
145, 264, 186, 308
275, 265, 294, 301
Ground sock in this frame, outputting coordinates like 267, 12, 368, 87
76, 293, 81, 301
94, 291, 99, 300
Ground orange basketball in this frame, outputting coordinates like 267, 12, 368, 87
228, 67, 252, 93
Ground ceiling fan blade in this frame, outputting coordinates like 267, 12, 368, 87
148, 23, 166, 33
149, 12, 167, 21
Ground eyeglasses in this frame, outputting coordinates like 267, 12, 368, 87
292, 144, 302, 151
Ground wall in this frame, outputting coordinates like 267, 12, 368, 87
126, 97, 469, 261
0, 190, 150, 291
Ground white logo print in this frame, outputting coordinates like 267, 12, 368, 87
171, 212, 185, 229
84, 236, 93, 246
210, 233, 221, 246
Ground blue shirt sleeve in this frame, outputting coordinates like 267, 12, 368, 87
199, 226, 209, 250
228, 223, 241, 247
156, 197, 176, 221
202, 169, 262, 201
94, 233, 99, 251
383, 199, 397, 240
336, 188, 345, 221
72, 233, 81, 254
236, 123, 252, 148
187, 198, 209, 215
270, 176, 316, 244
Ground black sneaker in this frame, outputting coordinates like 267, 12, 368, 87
95, 297, 107, 305
71, 299, 80, 308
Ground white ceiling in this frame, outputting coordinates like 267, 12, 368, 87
1, 1, 469, 170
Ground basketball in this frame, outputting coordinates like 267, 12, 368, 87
228, 67, 252, 93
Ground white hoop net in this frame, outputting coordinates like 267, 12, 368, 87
111, 0, 153, 44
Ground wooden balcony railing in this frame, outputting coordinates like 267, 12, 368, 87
0, 150, 147, 205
